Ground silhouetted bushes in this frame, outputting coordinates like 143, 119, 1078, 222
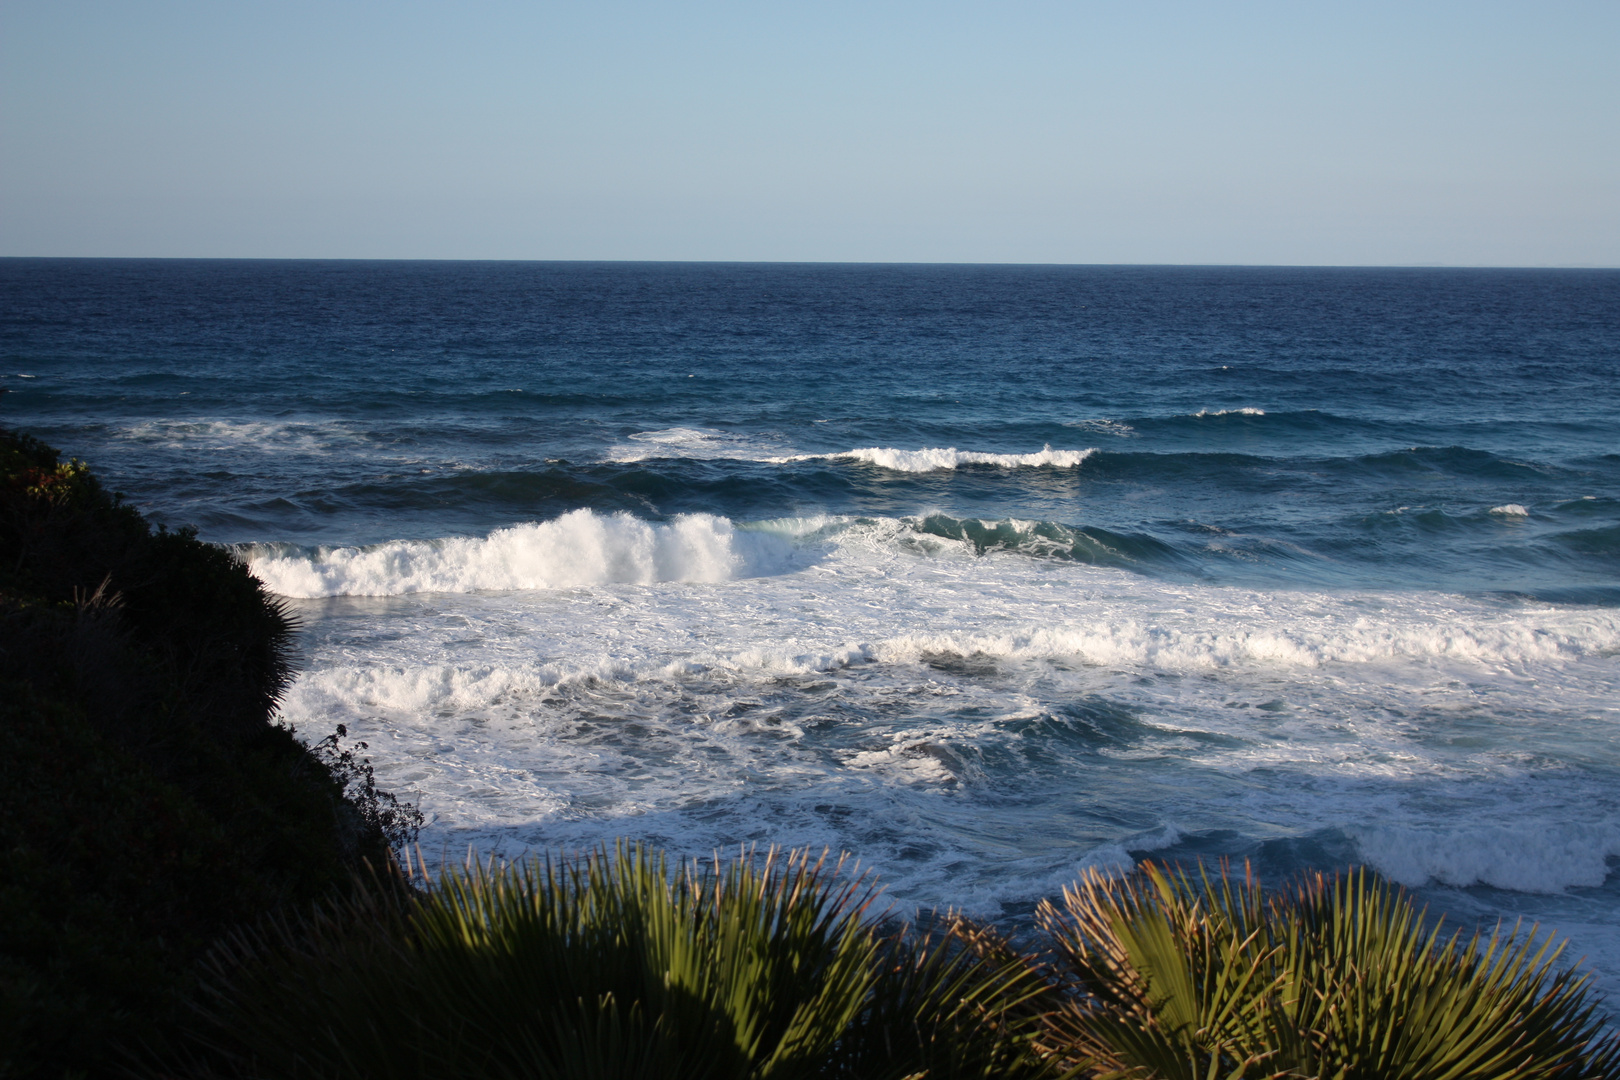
0, 427, 419, 1078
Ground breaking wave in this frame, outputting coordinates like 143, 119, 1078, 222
800, 445, 1097, 473
247, 510, 802, 597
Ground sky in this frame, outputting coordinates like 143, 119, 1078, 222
2, 0, 1617, 265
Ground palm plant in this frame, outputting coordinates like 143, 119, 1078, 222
1033, 862, 1620, 1080
174, 843, 1046, 1080
835, 913, 1053, 1080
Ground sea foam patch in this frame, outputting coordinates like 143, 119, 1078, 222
120, 418, 366, 455
1353, 823, 1620, 893
606, 427, 791, 463
869, 612, 1620, 671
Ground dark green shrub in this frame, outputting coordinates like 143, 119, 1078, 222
0, 426, 419, 1078
834, 914, 1051, 1080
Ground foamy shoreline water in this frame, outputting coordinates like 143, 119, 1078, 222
261, 515, 1620, 925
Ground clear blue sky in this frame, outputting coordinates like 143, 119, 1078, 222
3, 0, 1616, 264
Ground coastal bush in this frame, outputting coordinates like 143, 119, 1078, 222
175, 844, 1048, 1080
0, 425, 420, 1078
1031, 862, 1620, 1080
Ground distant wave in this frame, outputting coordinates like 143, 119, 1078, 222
606, 426, 790, 463
1123, 408, 1401, 439
798, 445, 1098, 473
605, 434, 1100, 473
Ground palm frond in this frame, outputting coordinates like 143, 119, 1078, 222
177, 843, 1024, 1080
1034, 862, 1620, 1080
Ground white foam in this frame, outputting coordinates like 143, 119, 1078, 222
119, 419, 362, 455
1490, 504, 1532, 517
1063, 418, 1137, 437
1354, 823, 1620, 893
866, 613, 1620, 672
249, 510, 800, 598
606, 427, 789, 463
289, 662, 565, 716
1193, 407, 1266, 417
279, 596, 1620, 725
270, 512, 1620, 950
807, 445, 1098, 473
603, 436, 1099, 473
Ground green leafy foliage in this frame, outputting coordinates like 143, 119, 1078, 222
175, 844, 1047, 1080
836, 914, 1052, 1080
1032, 863, 1620, 1080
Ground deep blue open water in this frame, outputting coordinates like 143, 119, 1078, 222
5, 259, 1619, 991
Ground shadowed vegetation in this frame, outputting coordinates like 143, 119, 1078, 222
0, 426, 419, 1078
170, 844, 1046, 1080
161, 848, 1619, 1080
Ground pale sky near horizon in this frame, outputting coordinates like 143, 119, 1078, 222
2, 1, 1617, 265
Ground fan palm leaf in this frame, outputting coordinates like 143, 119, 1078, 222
175, 843, 1046, 1080
1033, 863, 1619, 1080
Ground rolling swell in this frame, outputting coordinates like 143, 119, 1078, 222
237, 461, 860, 540
222, 441, 1619, 592
1124, 408, 1390, 439
910, 514, 1191, 573
269, 442, 1582, 516
1081, 444, 1564, 485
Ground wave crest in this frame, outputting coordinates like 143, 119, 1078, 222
816, 445, 1097, 473
248, 510, 798, 598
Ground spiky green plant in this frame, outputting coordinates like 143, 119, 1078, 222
835, 914, 1053, 1080
175, 844, 1046, 1080
1034, 863, 1620, 1080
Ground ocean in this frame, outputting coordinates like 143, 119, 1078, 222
4, 259, 1618, 990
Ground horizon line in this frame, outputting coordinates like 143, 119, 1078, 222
2, 255, 1617, 271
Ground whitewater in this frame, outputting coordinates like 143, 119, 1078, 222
5, 260, 1618, 999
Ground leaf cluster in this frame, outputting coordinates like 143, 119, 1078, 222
1032, 863, 1620, 1080
171, 844, 1045, 1080
158, 852, 1620, 1080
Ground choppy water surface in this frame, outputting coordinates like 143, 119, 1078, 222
4, 260, 1618, 992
